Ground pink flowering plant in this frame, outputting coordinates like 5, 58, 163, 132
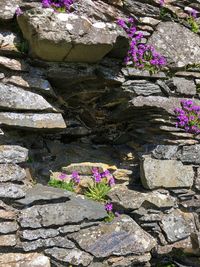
174, 99, 200, 135
41, 0, 74, 12
48, 170, 80, 192
85, 168, 115, 202
117, 17, 167, 74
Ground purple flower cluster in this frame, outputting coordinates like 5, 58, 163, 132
105, 202, 113, 212
186, 7, 198, 18
159, 0, 164, 7
92, 168, 115, 187
42, 0, 73, 11
117, 18, 166, 73
71, 171, 80, 184
15, 7, 23, 16
174, 99, 200, 134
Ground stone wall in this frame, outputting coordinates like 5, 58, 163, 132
0, 0, 200, 266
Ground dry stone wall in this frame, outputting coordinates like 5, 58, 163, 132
0, 0, 200, 266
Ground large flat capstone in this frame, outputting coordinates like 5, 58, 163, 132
17, 8, 127, 62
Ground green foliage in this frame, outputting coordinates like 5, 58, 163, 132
48, 179, 75, 192
104, 212, 115, 222
15, 40, 29, 54
187, 16, 199, 33
85, 182, 111, 202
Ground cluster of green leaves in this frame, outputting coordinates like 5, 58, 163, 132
48, 179, 75, 192
84, 181, 111, 202
187, 16, 199, 33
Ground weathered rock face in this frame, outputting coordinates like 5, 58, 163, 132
148, 22, 200, 68
0, 253, 51, 267
0, 112, 66, 130
18, 197, 107, 228
69, 215, 156, 258
0, 0, 200, 266
140, 155, 194, 189
0, 0, 20, 21
0, 83, 56, 111
18, 8, 127, 62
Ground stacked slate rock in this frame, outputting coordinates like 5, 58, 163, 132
0, 0, 200, 266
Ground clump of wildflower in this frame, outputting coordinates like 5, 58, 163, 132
41, 0, 74, 12
159, 0, 164, 7
71, 171, 80, 184
15, 7, 23, 16
105, 202, 113, 212
117, 17, 167, 74
174, 99, 200, 135
58, 172, 67, 180
104, 202, 120, 222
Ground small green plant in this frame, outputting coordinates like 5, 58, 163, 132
85, 181, 111, 202
187, 16, 199, 33
15, 40, 29, 54
48, 179, 75, 192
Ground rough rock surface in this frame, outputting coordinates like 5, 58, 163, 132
140, 155, 194, 189
0, 112, 66, 129
0, 0, 200, 266
0, 83, 56, 111
0, 164, 26, 182
18, 8, 127, 62
69, 215, 156, 258
148, 22, 200, 68
0, 253, 51, 267
19, 197, 107, 228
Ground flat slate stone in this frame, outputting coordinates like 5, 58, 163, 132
108, 187, 176, 210
0, 234, 16, 246
18, 197, 107, 228
0, 164, 26, 182
21, 228, 59, 241
20, 236, 75, 252
140, 155, 194, 189
0, 83, 56, 111
178, 144, 200, 164
45, 247, 93, 267
5, 75, 55, 97
122, 80, 162, 96
0, 112, 66, 130
152, 145, 178, 160
148, 22, 200, 68
131, 96, 200, 115
160, 210, 195, 243
0, 56, 29, 71
69, 215, 156, 258
0, 183, 26, 199
16, 184, 72, 206
172, 77, 196, 96
0, 145, 28, 163
0, 253, 50, 267
0, 221, 18, 234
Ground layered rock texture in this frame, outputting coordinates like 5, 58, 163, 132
0, 0, 200, 266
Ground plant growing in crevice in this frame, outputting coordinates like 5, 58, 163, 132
104, 202, 120, 222
174, 99, 200, 134
41, 0, 74, 12
117, 17, 167, 74
84, 168, 115, 202
48, 171, 80, 192
186, 8, 199, 33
